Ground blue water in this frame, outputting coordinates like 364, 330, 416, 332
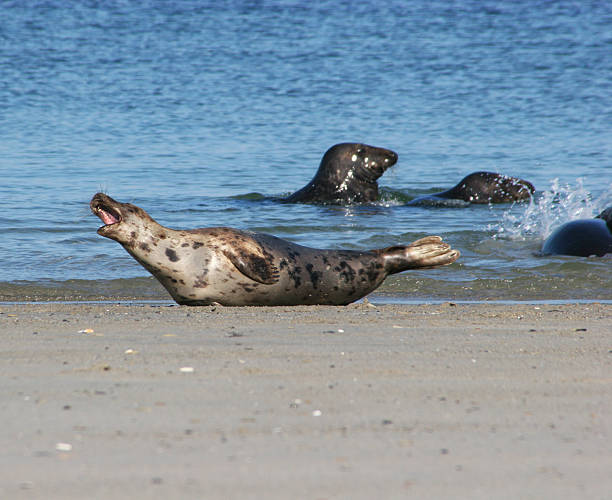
1, 0, 611, 302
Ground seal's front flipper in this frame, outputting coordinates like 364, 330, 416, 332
222, 247, 280, 285
374, 236, 460, 274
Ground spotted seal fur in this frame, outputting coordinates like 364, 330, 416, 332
91, 193, 460, 306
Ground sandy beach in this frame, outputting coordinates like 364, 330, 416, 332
1, 301, 611, 499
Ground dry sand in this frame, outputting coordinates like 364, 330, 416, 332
1, 301, 611, 499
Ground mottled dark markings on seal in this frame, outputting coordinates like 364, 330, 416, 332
241, 252, 275, 282
287, 249, 301, 261
287, 266, 302, 289
91, 193, 460, 306
366, 262, 384, 283
165, 248, 179, 262
335, 261, 356, 284
193, 270, 208, 288
305, 263, 322, 289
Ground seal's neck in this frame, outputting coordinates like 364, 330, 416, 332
120, 221, 180, 260
120, 222, 194, 292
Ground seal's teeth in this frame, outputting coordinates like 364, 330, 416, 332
97, 207, 121, 225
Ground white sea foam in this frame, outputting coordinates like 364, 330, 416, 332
492, 179, 612, 241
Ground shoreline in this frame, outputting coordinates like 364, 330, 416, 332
3, 297, 612, 306
3, 273, 612, 304
2, 302, 611, 499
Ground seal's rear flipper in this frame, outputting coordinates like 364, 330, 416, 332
375, 236, 460, 274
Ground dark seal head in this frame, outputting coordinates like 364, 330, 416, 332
596, 206, 612, 231
91, 193, 459, 306
408, 171, 535, 206
284, 143, 398, 204
541, 206, 612, 257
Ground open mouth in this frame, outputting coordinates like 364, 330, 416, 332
91, 198, 122, 227
97, 205, 121, 225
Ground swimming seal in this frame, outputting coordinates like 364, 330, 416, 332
541, 206, 612, 257
91, 193, 459, 306
408, 171, 535, 206
284, 143, 398, 204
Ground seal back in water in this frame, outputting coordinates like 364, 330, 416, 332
541, 207, 612, 257
408, 171, 535, 206
91, 193, 459, 306
284, 143, 398, 204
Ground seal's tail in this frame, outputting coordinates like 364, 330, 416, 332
374, 236, 460, 274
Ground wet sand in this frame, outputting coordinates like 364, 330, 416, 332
1, 301, 611, 499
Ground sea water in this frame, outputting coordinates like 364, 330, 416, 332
1, 0, 610, 302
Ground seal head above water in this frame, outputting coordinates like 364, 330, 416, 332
91, 193, 459, 306
596, 206, 612, 231
541, 206, 612, 257
408, 171, 535, 206
284, 143, 398, 204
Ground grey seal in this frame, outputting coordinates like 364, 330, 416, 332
408, 171, 535, 206
91, 193, 459, 306
284, 143, 398, 204
541, 207, 612, 257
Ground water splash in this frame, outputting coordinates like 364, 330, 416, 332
492, 179, 612, 241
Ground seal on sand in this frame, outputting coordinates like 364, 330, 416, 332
284, 143, 398, 204
408, 171, 535, 206
541, 207, 612, 257
91, 193, 459, 306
